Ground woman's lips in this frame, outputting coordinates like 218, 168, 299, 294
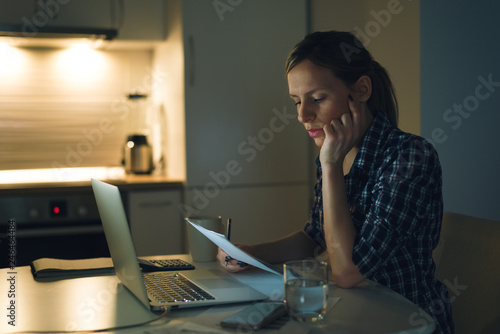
307, 128, 324, 138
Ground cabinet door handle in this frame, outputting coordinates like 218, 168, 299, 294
187, 35, 195, 86
138, 201, 172, 208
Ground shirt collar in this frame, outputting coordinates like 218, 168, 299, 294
352, 110, 393, 173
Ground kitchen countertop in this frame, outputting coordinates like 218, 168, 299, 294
0, 174, 184, 196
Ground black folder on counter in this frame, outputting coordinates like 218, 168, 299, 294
30, 257, 115, 280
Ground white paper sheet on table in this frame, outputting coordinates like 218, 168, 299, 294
186, 219, 283, 276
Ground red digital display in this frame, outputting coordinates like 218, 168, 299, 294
50, 201, 67, 217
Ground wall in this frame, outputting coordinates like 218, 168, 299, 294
311, 1, 500, 221
421, 1, 500, 221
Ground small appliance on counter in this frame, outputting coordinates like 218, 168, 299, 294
121, 92, 156, 175
123, 134, 153, 174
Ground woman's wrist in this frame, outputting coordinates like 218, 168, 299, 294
321, 161, 344, 180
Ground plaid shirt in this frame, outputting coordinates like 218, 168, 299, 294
304, 111, 454, 333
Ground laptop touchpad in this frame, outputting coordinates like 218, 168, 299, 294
197, 278, 246, 289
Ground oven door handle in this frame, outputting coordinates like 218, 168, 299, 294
16, 225, 104, 238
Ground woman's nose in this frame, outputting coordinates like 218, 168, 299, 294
297, 103, 315, 124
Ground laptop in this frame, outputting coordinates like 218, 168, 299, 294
91, 178, 268, 311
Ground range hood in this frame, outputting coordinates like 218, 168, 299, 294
0, 23, 118, 41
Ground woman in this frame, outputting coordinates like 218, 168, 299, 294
217, 31, 453, 333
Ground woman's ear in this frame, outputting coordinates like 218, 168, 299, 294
353, 75, 372, 102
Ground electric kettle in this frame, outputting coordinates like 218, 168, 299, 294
123, 134, 153, 174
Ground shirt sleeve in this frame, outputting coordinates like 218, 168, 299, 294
304, 181, 327, 249
352, 137, 442, 278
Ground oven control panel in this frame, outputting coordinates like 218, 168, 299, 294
0, 193, 101, 224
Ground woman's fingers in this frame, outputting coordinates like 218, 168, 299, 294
217, 247, 250, 272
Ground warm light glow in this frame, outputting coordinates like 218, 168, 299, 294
0, 167, 125, 184
127, 141, 135, 148
0, 41, 11, 51
0, 43, 24, 76
57, 44, 106, 82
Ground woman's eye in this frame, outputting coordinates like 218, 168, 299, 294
294, 101, 301, 106
313, 97, 325, 103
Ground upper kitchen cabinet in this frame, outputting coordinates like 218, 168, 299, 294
155, 0, 310, 188
183, 0, 309, 187
0, 0, 165, 42
153, 1, 311, 239
115, 0, 165, 41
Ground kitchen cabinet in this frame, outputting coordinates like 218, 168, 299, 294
0, 178, 185, 263
127, 188, 185, 256
182, 0, 309, 187
156, 0, 312, 244
0, 0, 113, 28
0, 0, 164, 41
114, 0, 165, 41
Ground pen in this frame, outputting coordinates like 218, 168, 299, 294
224, 219, 248, 268
225, 218, 231, 266
226, 218, 231, 241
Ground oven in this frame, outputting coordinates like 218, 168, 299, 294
0, 187, 110, 268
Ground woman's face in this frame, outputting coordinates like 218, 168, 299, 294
287, 60, 352, 147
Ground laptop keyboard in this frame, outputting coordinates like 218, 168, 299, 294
143, 272, 216, 303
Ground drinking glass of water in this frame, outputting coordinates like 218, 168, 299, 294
284, 260, 329, 323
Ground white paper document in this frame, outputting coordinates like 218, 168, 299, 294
186, 220, 283, 276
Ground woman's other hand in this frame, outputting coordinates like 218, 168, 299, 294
320, 94, 364, 166
217, 247, 252, 273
